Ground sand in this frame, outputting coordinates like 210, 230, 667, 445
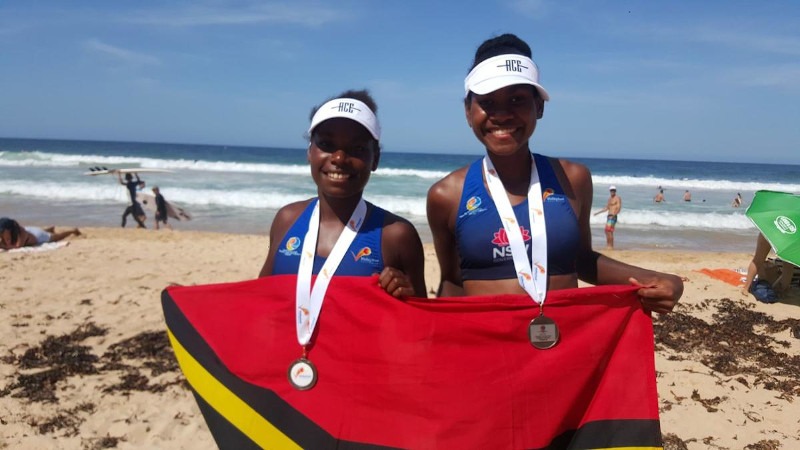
1, 227, 799, 449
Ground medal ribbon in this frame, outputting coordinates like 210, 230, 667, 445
482, 154, 548, 305
296, 198, 367, 346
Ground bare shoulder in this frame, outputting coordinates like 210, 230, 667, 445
380, 209, 424, 270
546, 156, 593, 199
381, 210, 421, 242
270, 199, 313, 234
427, 166, 468, 202
275, 199, 312, 219
555, 157, 592, 183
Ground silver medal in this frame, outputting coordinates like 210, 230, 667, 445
528, 314, 559, 349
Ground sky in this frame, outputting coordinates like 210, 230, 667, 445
1, 1, 799, 164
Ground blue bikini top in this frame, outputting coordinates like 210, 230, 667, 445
272, 199, 385, 276
455, 153, 580, 280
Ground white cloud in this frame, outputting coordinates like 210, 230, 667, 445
505, 0, 549, 19
691, 29, 800, 57
725, 64, 800, 90
620, 22, 800, 57
84, 39, 161, 65
124, 3, 346, 27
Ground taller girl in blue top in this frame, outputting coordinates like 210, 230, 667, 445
259, 89, 427, 299
427, 34, 683, 314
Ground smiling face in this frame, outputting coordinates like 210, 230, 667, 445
307, 118, 380, 199
465, 84, 544, 156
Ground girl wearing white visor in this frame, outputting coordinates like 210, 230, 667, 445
259, 89, 426, 299
427, 34, 683, 314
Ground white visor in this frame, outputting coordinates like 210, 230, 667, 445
464, 54, 550, 101
308, 98, 381, 141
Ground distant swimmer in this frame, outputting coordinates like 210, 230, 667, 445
654, 189, 665, 203
683, 190, 691, 202
732, 192, 743, 208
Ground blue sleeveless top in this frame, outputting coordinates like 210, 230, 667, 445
272, 199, 385, 276
455, 153, 580, 280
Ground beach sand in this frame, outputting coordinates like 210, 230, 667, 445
1, 227, 799, 449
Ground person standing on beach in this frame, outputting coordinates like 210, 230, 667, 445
426, 33, 682, 313
259, 89, 426, 299
152, 186, 173, 230
119, 172, 147, 228
594, 186, 622, 250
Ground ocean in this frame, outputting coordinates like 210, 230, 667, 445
2, 137, 798, 253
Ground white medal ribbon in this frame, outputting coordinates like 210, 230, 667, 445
296, 198, 367, 346
482, 154, 548, 305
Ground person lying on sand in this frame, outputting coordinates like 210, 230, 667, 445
0, 217, 81, 250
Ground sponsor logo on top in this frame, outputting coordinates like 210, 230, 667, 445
459, 196, 487, 218
279, 236, 302, 257
352, 246, 379, 265
543, 189, 566, 203
491, 226, 531, 261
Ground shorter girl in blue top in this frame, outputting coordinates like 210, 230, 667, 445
258, 89, 426, 298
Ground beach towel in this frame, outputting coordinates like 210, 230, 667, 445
0, 241, 69, 253
695, 268, 747, 287
162, 275, 661, 449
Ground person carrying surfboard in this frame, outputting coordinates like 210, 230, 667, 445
151, 186, 173, 230
119, 172, 147, 228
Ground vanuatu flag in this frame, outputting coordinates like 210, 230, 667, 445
162, 275, 662, 449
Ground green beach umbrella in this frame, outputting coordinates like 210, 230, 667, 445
745, 190, 800, 267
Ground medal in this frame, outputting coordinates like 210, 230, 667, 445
288, 357, 318, 390
528, 310, 559, 349
291, 198, 367, 389
483, 155, 560, 349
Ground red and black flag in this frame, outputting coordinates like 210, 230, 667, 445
162, 275, 662, 449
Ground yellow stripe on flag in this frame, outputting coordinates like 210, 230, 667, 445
167, 330, 301, 450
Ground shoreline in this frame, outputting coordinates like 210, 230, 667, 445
2, 227, 798, 449
2, 196, 759, 253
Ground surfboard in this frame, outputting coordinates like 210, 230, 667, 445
136, 193, 193, 221
83, 166, 174, 176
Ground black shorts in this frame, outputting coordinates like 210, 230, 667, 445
156, 210, 168, 223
